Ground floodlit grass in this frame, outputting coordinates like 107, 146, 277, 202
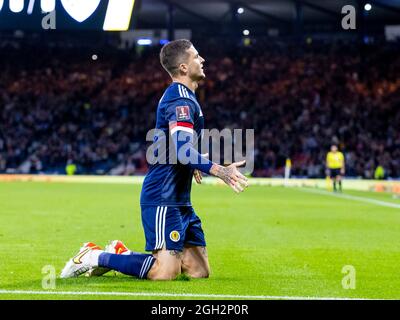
0, 181, 399, 300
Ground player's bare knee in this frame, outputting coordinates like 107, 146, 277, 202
189, 269, 209, 279
147, 252, 181, 280
197, 265, 211, 278
203, 265, 211, 278
148, 266, 181, 280
184, 264, 210, 278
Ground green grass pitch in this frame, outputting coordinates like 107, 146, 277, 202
0, 181, 400, 300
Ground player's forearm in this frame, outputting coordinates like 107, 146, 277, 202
180, 148, 213, 174
172, 131, 214, 174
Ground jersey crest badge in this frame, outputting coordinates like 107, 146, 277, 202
169, 231, 181, 242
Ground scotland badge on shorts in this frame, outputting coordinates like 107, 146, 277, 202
170, 230, 180, 242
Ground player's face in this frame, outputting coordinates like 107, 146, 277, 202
186, 46, 205, 81
331, 146, 338, 152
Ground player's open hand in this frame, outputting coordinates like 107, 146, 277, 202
210, 160, 249, 193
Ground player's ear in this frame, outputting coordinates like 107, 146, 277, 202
179, 63, 188, 75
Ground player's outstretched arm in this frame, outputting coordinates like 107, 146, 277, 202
210, 160, 249, 193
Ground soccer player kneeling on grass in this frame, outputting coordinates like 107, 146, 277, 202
60, 39, 249, 280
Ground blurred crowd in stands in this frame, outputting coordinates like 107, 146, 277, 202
0, 37, 399, 178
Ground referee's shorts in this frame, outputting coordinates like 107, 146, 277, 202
329, 168, 341, 178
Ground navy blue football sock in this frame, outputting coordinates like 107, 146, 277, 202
98, 252, 155, 279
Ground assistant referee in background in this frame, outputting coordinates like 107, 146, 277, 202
326, 145, 345, 192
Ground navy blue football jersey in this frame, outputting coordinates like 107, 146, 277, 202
140, 82, 206, 206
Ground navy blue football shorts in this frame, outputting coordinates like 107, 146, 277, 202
141, 205, 206, 252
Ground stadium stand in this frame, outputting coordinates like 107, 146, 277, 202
1, 38, 399, 178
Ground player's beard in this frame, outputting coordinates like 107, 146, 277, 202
189, 65, 205, 82
193, 69, 206, 81
197, 73, 206, 81
199, 66, 205, 79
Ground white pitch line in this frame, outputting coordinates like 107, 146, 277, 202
0, 289, 373, 300
299, 188, 400, 209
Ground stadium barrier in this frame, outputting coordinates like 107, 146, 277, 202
1, 174, 400, 193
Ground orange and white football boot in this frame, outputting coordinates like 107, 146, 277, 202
60, 242, 103, 278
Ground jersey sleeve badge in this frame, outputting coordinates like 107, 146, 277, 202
176, 106, 191, 121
